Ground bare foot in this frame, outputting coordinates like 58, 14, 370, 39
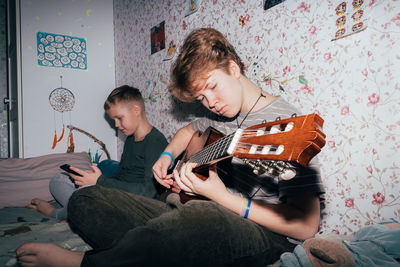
385, 223, 400, 229
16, 242, 83, 267
26, 198, 56, 217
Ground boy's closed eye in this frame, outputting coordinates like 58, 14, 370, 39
196, 96, 205, 101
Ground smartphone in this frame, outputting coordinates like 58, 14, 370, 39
60, 164, 82, 176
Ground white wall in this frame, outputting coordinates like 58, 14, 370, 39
20, 0, 116, 159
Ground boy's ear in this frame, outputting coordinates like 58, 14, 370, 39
228, 60, 241, 79
132, 103, 142, 114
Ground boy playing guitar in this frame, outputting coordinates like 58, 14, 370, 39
17, 28, 325, 267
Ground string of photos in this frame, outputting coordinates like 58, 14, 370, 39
49, 76, 75, 151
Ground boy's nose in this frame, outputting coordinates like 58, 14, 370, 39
206, 96, 216, 109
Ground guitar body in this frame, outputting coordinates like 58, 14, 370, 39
175, 127, 226, 203
172, 113, 326, 204
176, 127, 227, 175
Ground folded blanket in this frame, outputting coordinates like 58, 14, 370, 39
280, 222, 400, 267
0, 152, 91, 208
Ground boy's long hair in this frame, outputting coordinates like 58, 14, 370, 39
169, 28, 245, 102
104, 85, 144, 110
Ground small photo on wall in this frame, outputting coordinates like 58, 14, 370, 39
332, 0, 368, 41
263, 0, 286, 10
185, 0, 199, 17
163, 40, 177, 61
151, 21, 166, 55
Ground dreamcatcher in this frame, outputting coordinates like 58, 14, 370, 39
49, 76, 75, 152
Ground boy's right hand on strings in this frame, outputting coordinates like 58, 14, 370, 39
152, 155, 180, 193
174, 163, 228, 200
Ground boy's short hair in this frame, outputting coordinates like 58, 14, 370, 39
104, 85, 145, 110
169, 28, 245, 102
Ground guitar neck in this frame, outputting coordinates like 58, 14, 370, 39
174, 113, 326, 203
187, 130, 242, 167
177, 113, 325, 172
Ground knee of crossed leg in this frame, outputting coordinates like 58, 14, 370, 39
67, 186, 99, 221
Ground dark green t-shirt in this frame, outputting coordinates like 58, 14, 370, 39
97, 127, 168, 198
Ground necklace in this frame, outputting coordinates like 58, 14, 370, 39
236, 91, 266, 129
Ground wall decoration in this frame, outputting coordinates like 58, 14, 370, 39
150, 21, 166, 54
239, 14, 249, 27
144, 71, 167, 103
66, 124, 111, 160
332, 1, 367, 41
163, 40, 177, 61
263, 0, 286, 10
48, 76, 75, 151
37, 32, 87, 70
185, 0, 199, 17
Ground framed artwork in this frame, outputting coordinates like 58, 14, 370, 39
37, 32, 87, 70
263, 0, 286, 10
332, 0, 368, 41
163, 40, 177, 61
185, 0, 199, 17
151, 21, 166, 55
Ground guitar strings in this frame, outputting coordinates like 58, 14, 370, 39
189, 119, 291, 172
189, 132, 235, 165
190, 125, 288, 164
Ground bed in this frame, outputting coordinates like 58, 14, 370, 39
0, 152, 92, 266
1, 153, 398, 266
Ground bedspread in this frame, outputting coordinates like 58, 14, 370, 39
0, 205, 90, 266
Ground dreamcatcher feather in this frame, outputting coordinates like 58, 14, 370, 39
49, 76, 75, 151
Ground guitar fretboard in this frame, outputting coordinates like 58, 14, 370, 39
189, 131, 237, 166
188, 122, 295, 166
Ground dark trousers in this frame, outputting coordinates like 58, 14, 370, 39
68, 186, 295, 267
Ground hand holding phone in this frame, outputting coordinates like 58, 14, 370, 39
60, 164, 82, 177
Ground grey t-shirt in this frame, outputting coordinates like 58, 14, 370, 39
191, 96, 325, 204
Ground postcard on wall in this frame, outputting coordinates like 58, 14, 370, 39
37, 32, 87, 70
332, 0, 368, 41
263, 0, 286, 10
163, 40, 177, 61
185, 0, 199, 17
151, 21, 166, 55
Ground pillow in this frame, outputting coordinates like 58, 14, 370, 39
97, 159, 119, 176
0, 152, 91, 208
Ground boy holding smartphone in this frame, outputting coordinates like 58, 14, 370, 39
27, 85, 168, 220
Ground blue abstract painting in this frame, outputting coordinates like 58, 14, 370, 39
37, 32, 87, 70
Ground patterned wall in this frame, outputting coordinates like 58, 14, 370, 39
113, 0, 400, 235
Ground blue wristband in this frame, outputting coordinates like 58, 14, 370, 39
160, 152, 175, 170
243, 198, 251, 219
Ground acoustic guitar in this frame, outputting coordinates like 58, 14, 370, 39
172, 113, 326, 203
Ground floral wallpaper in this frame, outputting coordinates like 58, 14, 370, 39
113, 0, 400, 235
